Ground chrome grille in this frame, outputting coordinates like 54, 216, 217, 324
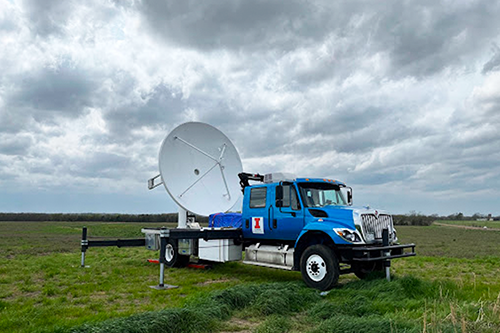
361, 214, 394, 240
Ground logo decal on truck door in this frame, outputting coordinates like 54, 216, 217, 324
252, 217, 264, 234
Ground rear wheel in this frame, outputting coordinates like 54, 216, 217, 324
164, 239, 190, 268
300, 245, 339, 291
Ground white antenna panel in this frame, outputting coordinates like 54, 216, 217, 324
158, 122, 243, 216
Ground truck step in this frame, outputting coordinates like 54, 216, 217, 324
242, 260, 293, 271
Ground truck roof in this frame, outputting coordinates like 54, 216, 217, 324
249, 178, 346, 186
295, 178, 346, 186
238, 172, 346, 191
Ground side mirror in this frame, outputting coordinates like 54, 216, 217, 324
341, 186, 353, 205
276, 185, 283, 200
276, 185, 283, 207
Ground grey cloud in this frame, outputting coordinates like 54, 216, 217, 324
18, 0, 122, 42
0, 61, 100, 135
0, 135, 33, 156
348, 166, 417, 186
20, 0, 77, 37
10, 63, 96, 114
138, 0, 500, 80
0, 11, 17, 32
71, 152, 131, 179
459, 152, 500, 172
483, 43, 500, 73
0, 109, 35, 134
103, 83, 187, 143
476, 98, 500, 120
346, 124, 500, 193
284, 104, 427, 157
299, 106, 387, 137
188, 94, 427, 163
0, 170, 16, 181
385, 1, 500, 78
137, 0, 317, 51
211, 111, 301, 158
23, 150, 133, 180
451, 129, 500, 152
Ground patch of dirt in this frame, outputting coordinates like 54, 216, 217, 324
195, 278, 234, 286
434, 223, 500, 231
219, 317, 260, 333
5, 290, 41, 300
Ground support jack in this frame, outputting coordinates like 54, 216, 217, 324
382, 228, 391, 282
150, 236, 179, 290
150, 285, 178, 290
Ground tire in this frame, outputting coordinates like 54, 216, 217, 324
353, 261, 384, 280
164, 239, 190, 268
300, 245, 339, 291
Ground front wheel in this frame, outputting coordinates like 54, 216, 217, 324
164, 239, 190, 268
300, 245, 339, 291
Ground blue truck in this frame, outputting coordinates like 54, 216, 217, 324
235, 172, 415, 290
81, 172, 416, 291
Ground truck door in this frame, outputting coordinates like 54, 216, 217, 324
273, 183, 304, 241
245, 186, 268, 239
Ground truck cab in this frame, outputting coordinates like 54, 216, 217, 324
239, 172, 414, 290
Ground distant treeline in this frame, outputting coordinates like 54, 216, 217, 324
393, 211, 500, 226
1, 212, 498, 226
0, 213, 208, 223
392, 214, 435, 226
443, 212, 500, 221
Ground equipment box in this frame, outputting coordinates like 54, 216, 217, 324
145, 233, 160, 251
198, 239, 242, 262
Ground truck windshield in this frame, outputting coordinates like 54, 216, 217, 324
297, 183, 347, 207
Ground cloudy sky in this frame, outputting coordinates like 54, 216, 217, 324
1, 0, 499, 216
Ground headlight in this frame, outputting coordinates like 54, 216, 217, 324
333, 228, 363, 243
365, 232, 375, 242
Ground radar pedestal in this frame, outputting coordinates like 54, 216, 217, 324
178, 206, 187, 229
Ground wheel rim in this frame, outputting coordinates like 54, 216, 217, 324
165, 244, 175, 262
306, 254, 327, 282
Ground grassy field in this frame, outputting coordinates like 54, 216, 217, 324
1, 222, 500, 332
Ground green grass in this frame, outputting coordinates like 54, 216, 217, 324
66, 278, 500, 333
1, 222, 500, 332
0, 222, 302, 332
395, 225, 500, 258
67, 282, 318, 333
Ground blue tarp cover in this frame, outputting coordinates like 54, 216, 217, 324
209, 212, 242, 228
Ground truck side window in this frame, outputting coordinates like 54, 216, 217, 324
291, 187, 300, 210
280, 185, 300, 210
250, 187, 267, 208
282, 185, 291, 207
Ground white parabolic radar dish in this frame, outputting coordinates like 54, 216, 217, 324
158, 122, 243, 217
